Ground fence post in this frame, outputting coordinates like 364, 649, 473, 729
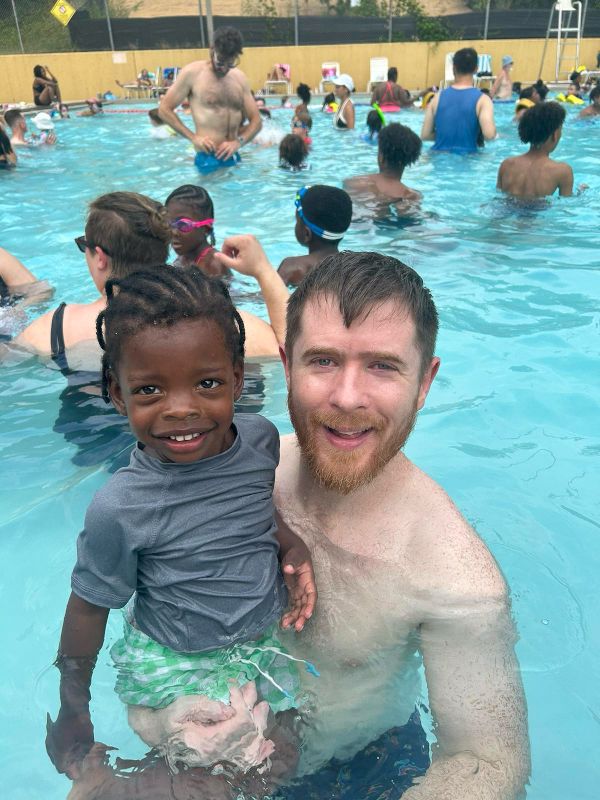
103, 0, 116, 50
294, 0, 299, 46
205, 0, 214, 45
198, 0, 206, 49
10, 0, 25, 54
388, 0, 393, 43
483, 0, 491, 40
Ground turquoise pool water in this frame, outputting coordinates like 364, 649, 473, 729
1, 101, 599, 799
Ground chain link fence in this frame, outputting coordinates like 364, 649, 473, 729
1, 0, 600, 54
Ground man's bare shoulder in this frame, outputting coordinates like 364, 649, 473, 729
396, 458, 507, 601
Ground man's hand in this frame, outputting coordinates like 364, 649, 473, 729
280, 545, 317, 632
215, 234, 271, 278
192, 134, 216, 153
46, 131, 57, 145
45, 707, 94, 779
215, 139, 241, 160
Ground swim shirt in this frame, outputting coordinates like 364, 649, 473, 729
71, 412, 287, 653
432, 86, 482, 154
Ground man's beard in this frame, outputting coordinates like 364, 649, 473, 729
288, 391, 418, 495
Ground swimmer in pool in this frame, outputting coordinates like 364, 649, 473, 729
165, 183, 230, 278
345, 122, 423, 208
370, 66, 412, 110
278, 133, 309, 172
360, 108, 384, 144
490, 56, 514, 101
158, 26, 262, 174
578, 84, 600, 118
4, 109, 57, 147
497, 101, 576, 199
278, 185, 353, 287
46, 265, 317, 779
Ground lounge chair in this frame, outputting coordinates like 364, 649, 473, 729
319, 62, 341, 93
265, 64, 291, 95
367, 57, 389, 93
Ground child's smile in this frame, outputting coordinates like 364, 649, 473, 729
109, 318, 244, 463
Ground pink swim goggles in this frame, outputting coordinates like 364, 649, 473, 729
169, 217, 215, 234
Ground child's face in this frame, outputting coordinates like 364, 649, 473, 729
167, 200, 211, 257
109, 319, 244, 464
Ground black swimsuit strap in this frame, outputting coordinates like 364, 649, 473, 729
50, 302, 70, 372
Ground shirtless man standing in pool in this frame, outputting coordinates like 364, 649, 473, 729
219, 239, 531, 799
158, 26, 261, 174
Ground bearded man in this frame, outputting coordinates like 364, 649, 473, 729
218, 239, 530, 800
159, 26, 261, 174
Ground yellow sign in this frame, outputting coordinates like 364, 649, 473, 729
50, 0, 76, 27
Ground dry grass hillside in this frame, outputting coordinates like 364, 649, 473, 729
127, 0, 469, 18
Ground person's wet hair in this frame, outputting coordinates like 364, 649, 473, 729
569, 70, 581, 83
534, 79, 549, 100
3, 109, 24, 129
378, 123, 422, 170
300, 185, 352, 242
518, 101, 565, 147
297, 83, 311, 104
0, 127, 14, 161
387, 67, 398, 82
86, 192, 171, 279
279, 134, 307, 168
148, 108, 164, 125
96, 266, 245, 402
519, 85, 536, 101
453, 48, 478, 76
212, 26, 243, 59
366, 109, 384, 136
285, 251, 438, 377
165, 184, 214, 220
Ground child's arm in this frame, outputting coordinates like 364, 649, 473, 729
46, 593, 109, 777
557, 163, 574, 197
275, 509, 317, 632
496, 160, 505, 191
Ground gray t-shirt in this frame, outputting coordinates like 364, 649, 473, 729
72, 413, 287, 653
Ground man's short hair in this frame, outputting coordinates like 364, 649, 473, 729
86, 192, 171, 279
453, 48, 478, 76
300, 185, 352, 242
285, 251, 438, 376
3, 109, 24, 129
378, 123, 422, 170
387, 67, 398, 82
212, 27, 243, 59
518, 101, 565, 147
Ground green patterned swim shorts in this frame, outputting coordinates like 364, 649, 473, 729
111, 613, 317, 712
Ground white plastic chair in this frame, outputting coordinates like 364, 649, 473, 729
319, 62, 341, 93
441, 52, 455, 87
265, 64, 292, 95
474, 54, 495, 88
367, 57, 389, 92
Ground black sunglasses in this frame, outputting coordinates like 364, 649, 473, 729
74, 235, 111, 257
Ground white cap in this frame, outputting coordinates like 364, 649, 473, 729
32, 112, 54, 130
332, 73, 354, 92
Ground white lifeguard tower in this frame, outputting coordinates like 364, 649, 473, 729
538, 0, 589, 82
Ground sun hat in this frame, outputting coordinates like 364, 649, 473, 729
32, 112, 54, 130
332, 73, 354, 92
502, 56, 514, 69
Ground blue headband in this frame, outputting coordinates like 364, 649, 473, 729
294, 186, 345, 241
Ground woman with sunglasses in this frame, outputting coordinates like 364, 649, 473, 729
165, 184, 230, 279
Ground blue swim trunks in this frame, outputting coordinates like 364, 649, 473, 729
194, 151, 241, 174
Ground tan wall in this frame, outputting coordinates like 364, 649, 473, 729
2, 38, 599, 105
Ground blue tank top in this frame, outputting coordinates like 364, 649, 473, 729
432, 86, 482, 154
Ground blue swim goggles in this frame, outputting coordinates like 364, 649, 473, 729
295, 186, 345, 241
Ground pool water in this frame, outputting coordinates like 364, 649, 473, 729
1, 101, 599, 799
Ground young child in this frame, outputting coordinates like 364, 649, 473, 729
344, 122, 422, 206
321, 92, 338, 114
578, 84, 600, 118
277, 185, 352, 286
291, 110, 312, 146
165, 184, 230, 278
360, 108, 384, 144
497, 101, 574, 198
295, 83, 311, 116
47, 266, 317, 777
279, 133, 309, 172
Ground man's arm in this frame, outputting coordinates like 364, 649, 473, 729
421, 94, 438, 141
158, 65, 200, 145
0, 247, 38, 287
405, 585, 529, 799
477, 93, 497, 141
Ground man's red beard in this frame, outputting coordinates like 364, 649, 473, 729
288, 390, 418, 495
